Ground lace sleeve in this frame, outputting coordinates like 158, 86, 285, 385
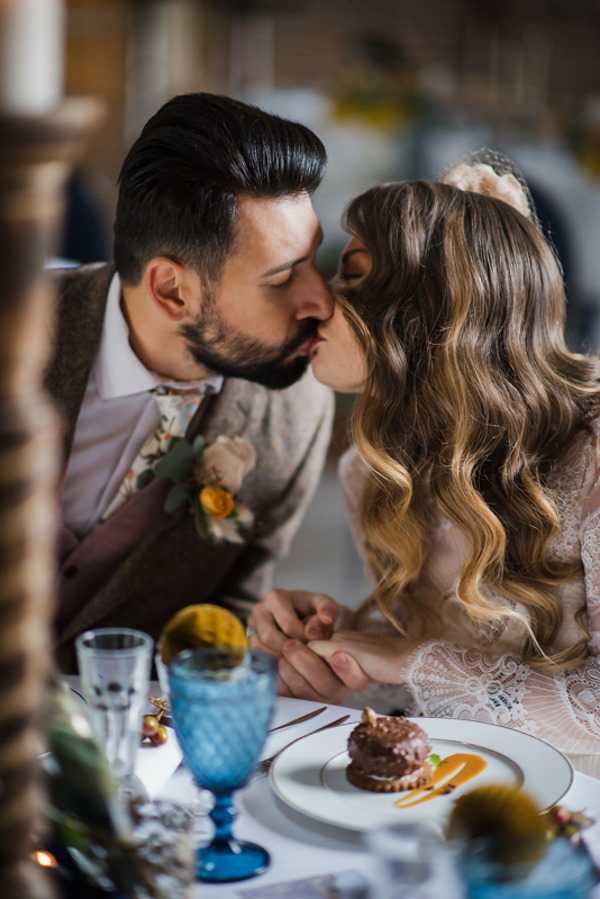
347, 618, 600, 774
399, 497, 600, 774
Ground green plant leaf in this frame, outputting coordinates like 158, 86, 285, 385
194, 501, 212, 542
427, 753, 441, 768
193, 434, 206, 457
164, 483, 190, 515
154, 439, 194, 483
136, 469, 155, 489
43, 686, 125, 838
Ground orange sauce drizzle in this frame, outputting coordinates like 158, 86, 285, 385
394, 753, 487, 809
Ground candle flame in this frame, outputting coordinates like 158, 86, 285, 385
32, 850, 58, 869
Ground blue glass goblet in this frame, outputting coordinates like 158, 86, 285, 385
168, 648, 277, 883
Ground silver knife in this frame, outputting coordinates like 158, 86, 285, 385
268, 705, 327, 735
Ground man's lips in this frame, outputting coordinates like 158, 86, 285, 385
294, 335, 324, 356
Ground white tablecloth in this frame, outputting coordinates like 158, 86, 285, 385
147, 698, 600, 899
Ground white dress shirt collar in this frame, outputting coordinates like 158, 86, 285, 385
96, 273, 223, 400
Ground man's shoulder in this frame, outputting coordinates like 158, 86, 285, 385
227, 371, 334, 433
52, 262, 113, 310
45, 263, 113, 408
271, 369, 333, 417
218, 374, 333, 501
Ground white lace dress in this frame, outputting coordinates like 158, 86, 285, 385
339, 421, 600, 777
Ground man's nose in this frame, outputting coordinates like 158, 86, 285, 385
296, 271, 334, 321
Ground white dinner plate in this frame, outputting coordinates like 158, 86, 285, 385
270, 717, 573, 832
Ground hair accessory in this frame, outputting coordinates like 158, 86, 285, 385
440, 148, 538, 225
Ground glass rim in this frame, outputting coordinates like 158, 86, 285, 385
168, 646, 275, 677
75, 627, 154, 654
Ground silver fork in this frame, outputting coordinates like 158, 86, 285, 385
257, 713, 351, 775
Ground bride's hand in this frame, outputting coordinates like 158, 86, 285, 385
276, 629, 412, 702
308, 631, 417, 685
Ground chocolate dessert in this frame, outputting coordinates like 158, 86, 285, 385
346, 707, 434, 793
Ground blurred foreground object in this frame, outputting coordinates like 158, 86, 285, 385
448, 785, 548, 869
0, 2, 101, 893
448, 784, 597, 898
158, 603, 248, 665
364, 820, 463, 899
0, 92, 101, 895
41, 682, 194, 897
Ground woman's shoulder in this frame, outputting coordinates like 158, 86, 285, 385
549, 415, 600, 528
568, 415, 600, 487
588, 413, 600, 442
338, 445, 369, 489
575, 415, 600, 521
338, 446, 370, 518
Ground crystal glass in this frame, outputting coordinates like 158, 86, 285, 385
168, 647, 277, 883
365, 821, 464, 899
76, 628, 153, 789
460, 838, 596, 899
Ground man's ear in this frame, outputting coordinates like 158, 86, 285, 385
143, 257, 202, 322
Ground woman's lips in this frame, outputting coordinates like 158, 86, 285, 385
295, 335, 324, 356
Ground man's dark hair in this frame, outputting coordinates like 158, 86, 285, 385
113, 93, 327, 285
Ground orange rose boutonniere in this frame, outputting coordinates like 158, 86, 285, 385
154, 435, 256, 544
199, 486, 235, 519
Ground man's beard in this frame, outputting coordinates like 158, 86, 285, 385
179, 305, 319, 390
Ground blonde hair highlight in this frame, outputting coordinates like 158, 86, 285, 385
341, 181, 600, 671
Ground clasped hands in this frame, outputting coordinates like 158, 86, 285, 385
248, 589, 411, 703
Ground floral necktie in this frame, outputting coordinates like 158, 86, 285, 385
102, 386, 203, 521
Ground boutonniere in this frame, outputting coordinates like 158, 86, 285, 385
153, 435, 257, 543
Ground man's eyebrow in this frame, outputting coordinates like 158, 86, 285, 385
341, 247, 369, 265
261, 226, 324, 278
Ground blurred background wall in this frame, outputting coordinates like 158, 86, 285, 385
62, 0, 600, 602
65, 0, 600, 350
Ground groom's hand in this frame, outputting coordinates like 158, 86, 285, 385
277, 640, 370, 702
248, 589, 341, 655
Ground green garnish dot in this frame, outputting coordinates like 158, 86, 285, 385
427, 753, 441, 767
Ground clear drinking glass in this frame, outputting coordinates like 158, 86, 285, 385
76, 628, 153, 790
168, 647, 277, 884
365, 821, 465, 899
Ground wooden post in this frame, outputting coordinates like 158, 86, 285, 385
0, 98, 100, 897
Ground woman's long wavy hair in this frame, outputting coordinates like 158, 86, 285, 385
342, 181, 600, 670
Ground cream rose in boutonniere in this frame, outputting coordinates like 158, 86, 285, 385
154, 434, 256, 544
196, 436, 257, 495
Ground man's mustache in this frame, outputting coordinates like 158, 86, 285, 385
280, 319, 320, 359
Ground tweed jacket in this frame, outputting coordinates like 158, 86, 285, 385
46, 264, 334, 671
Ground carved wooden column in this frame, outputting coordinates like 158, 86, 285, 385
0, 98, 100, 897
